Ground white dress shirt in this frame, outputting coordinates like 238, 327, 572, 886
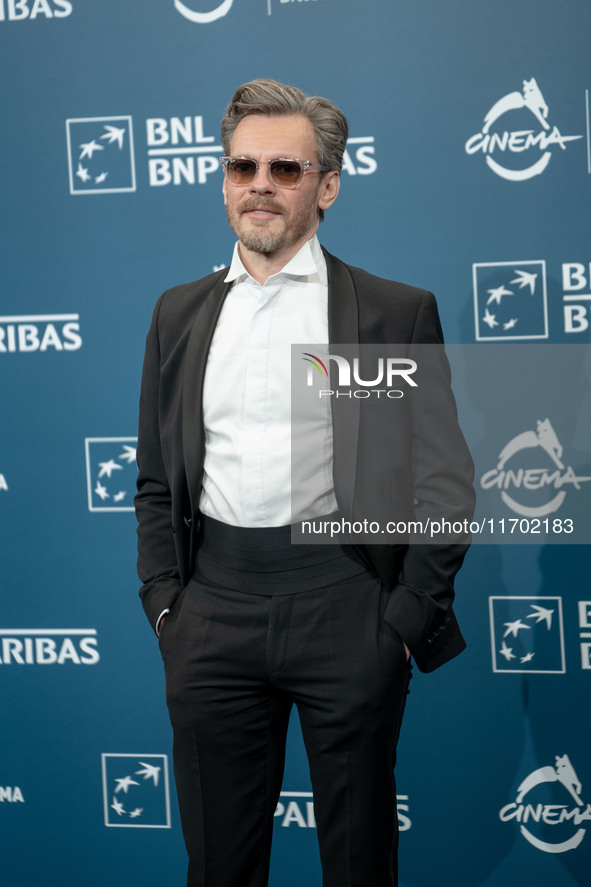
156, 236, 338, 632
199, 235, 338, 527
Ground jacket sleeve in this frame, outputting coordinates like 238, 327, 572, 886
382, 291, 475, 670
135, 293, 183, 633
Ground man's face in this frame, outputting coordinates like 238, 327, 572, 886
223, 114, 339, 261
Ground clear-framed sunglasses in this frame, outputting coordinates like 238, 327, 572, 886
220, 156, 329, 189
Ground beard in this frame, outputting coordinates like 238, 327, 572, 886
227, 195, 319, 256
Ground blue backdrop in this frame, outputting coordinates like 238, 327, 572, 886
1, 1, 590, 885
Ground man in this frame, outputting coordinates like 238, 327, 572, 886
135, 78, 474, 887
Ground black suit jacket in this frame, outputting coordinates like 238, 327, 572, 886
135, 249, 475, 672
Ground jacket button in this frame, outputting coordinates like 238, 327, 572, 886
184, 516, 192, 528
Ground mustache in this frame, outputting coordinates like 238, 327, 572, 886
238, 198, 284, 215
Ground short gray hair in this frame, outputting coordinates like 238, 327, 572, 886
221, 79, 348, 220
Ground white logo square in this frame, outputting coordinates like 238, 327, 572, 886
489, 596, 565, 673
66, 117, 136, 195
101, 754, 171, 828
84, 437, 137, 512
473, 261, 548, 340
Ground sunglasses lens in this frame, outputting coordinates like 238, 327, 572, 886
224, 158, 305, 187
270, 160, 303, 187
226, 158, 258, 184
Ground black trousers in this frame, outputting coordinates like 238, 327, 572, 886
159, 519, 412, 887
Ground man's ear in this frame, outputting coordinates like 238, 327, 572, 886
317, 170, 340, 212
222, 175, 228, 206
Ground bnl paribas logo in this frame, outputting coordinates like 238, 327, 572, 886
465, 78, 582, 181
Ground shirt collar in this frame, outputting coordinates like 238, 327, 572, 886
224, 235, 327, 286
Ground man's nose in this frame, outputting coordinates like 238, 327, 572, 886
249, 163, 276, 192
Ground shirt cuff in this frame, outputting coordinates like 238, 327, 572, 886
155, 609, 170, 637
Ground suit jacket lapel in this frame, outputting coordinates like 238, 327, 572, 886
181, 251, 362, 522
182, 273, 232, 515
324, 249, 361, 517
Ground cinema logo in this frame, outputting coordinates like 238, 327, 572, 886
173, 0, 234, 24
0, 785, 24, 803
303, 351, 417, 399
465, 78, 582, 181
480, 418, 591, 517
0, 629, 99, 665
0, 314, 82, 354
500, 755, 590, 853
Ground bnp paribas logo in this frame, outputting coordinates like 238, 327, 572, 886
489, 596, 565, 674
66, 117, 136, 195
101, 754, 171, 828
84, 437, 137, 512
472, 261, 548, 341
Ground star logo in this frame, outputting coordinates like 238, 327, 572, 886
503, 619, 531, 639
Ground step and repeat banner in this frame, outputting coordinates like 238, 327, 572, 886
1, 2, 590, 885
